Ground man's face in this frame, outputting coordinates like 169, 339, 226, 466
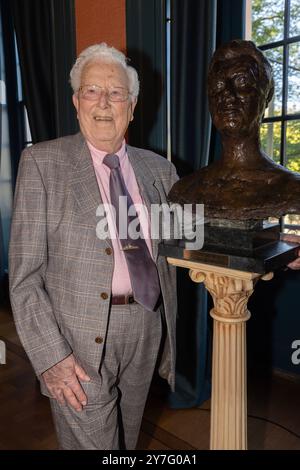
73, 61, 137, 152
208, 56, 266, 137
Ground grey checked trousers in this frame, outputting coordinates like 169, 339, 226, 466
49, 302, 162, 450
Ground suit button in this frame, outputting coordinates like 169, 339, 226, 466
101, 292, 108, 300
105, 247, 112, 255
95, 337, 103, 344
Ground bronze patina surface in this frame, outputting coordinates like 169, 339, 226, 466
168, 40, 300, 220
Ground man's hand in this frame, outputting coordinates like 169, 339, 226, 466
281, 234, 300, 270
42, 354, 91, 411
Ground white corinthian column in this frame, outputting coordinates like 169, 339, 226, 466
167, 258, 273, 450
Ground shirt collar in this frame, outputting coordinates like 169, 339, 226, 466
87, 139, 127, 165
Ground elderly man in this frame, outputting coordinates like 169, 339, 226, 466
9, 43, 178, 450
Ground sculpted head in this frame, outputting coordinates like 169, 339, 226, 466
168, 40, 300, 220
207, 40, 274, 137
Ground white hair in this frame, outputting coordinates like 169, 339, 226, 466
70, 43, 139, 101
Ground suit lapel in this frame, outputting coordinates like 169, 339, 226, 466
127, 146, 162, 260
69, 133, 112, 248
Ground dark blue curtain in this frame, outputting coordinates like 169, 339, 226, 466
0, 0, 77, 303
0, 0, 22, 301
125, 0, 246, 408
11, 0, 78, 144
169, 0, 246, 408
216, 0, 246, 45
168, 0, 216, 408
126, 0, 167, 156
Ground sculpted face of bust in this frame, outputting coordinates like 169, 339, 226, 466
208, 56, 266, 137
168, 40, 300, 220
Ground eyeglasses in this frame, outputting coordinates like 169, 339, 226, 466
78, 84, 131, 102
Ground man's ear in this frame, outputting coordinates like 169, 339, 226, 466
130, 98, 137, 121
72, 93, 79, 114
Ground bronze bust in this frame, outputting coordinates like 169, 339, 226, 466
168, 39, 300, 220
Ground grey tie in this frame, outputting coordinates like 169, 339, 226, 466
103, 154, 161, 312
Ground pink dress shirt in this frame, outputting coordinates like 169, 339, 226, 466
88, 140, 154, 296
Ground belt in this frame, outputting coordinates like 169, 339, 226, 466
111, 294, 135, 305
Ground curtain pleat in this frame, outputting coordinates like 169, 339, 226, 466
126, 0, 167, 156
11, 0, 77, 143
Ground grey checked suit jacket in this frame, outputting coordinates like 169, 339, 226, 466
9, 133, 178, 391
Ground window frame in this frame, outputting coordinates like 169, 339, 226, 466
248, 0, 300, 231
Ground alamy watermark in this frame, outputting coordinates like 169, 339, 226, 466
291, 339, 300, 365
96, 199, 205, 250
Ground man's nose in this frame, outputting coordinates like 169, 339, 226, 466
97, 90, 110, 107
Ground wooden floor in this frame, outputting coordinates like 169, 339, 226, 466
1, 301, 300, 450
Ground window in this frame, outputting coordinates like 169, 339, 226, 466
248, 0, 300, 233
